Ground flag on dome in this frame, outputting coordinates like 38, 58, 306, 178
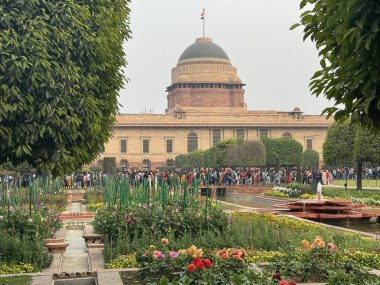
201, 8, 205, 19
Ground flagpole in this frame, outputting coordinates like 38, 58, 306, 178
203, 10, 205, 38
202, 8, 205, 38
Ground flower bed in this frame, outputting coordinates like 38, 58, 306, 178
93, 178, 380, 284
0, 207, 61, 272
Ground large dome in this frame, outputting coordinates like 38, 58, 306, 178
178, 38, 229, 61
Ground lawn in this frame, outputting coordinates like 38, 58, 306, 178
0, 276, 32, 285
333, 179, 380, 188
323, 186, 380, 201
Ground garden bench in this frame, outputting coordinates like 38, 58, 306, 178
45, 242, 69, 253
44, 238, 65, 244
87, 243, 104, 249
83, 224, 102, 243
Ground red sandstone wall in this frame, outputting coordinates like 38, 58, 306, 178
167, 88, 245, 109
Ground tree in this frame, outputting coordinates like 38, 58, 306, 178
187, 150, 206, 169
353, 128, 380, 189
303, 150, 320, 169
225, 141, 266, 167
293, 1, 380, 130
322, 122, 355, 166
243, 141, 266, 167
0, 0, 131, 176
262, 138, 303, 182
103, 157, 116, 176
262, 138, 303, 168
207, 138, 242, 168
175, 154, 189, 169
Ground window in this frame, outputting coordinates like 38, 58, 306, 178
166, 139, 173, 153
142, 139, 149, 153
212, 129, 221, 146
187, 132, 198, 152
119, 159, 128, 170
259, 129, 268, 140
120, 139, 127, 153
306, 138, 313, 150
142, 159, 151, 170
282, 132, 292, 139
236, 129, 245, 139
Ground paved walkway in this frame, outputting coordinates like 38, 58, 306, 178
30, 197, 125, 285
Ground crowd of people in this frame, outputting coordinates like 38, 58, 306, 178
1, 166, 380, 190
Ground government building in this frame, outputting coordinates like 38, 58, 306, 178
100, 37, 333, 170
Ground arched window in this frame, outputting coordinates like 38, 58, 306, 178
282, 132, 292, 139
142, 159, 151, 170
119, 159, 128, 170
187, 132, 198, 153
166, 159, 175, 166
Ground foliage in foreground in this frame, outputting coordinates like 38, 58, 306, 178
294, 0, 380, 130
0, 0, 131, 175
0, 207, 61, 271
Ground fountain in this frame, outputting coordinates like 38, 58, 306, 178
272, 198, 380, 220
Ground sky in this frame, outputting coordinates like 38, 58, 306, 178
119, 0, 332, 115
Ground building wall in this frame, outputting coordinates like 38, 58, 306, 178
167, 87, 245, 110
99, 125, 328, 169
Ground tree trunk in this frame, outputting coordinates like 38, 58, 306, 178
296, 164, 302, 183
357, 161, 362, 190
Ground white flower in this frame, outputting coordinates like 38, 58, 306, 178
28, 218, 33, 223
0, 215, 3, 220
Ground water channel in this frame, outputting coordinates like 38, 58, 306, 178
55, 202, 95, 285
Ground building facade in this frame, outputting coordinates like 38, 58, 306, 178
100, 37, 333, 170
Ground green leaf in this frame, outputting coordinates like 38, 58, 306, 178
290, 23, 301, 30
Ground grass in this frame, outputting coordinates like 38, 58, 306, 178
323, 187, 380, 201
333, 179, 380, 188
0, 276, 33, 285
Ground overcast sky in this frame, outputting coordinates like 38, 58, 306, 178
119, 0, 331, 115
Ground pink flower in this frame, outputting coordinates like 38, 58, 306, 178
169, 251, 179, 259
326, 242, 336, 250
153, 251, 165, 260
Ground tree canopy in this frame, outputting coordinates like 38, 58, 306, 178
323, 121, 380, 189
262, 138, 303, 168
225, 140, 266, 167
0, 0, 131, 175
303, 150, 320, 169
322, 121, 355, 166
294, 0, 380, 130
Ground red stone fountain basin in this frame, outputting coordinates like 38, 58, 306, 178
271, 198, 380, 220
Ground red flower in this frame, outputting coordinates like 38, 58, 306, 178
277, 281, 289, 285
202, 258, 212, 268
220, 253, 228, 260
193, 258, 205, 269
144, 250, 150, 255
288, 281, 297, 285
187, 264, 197, 272
273, 273, 281, 280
